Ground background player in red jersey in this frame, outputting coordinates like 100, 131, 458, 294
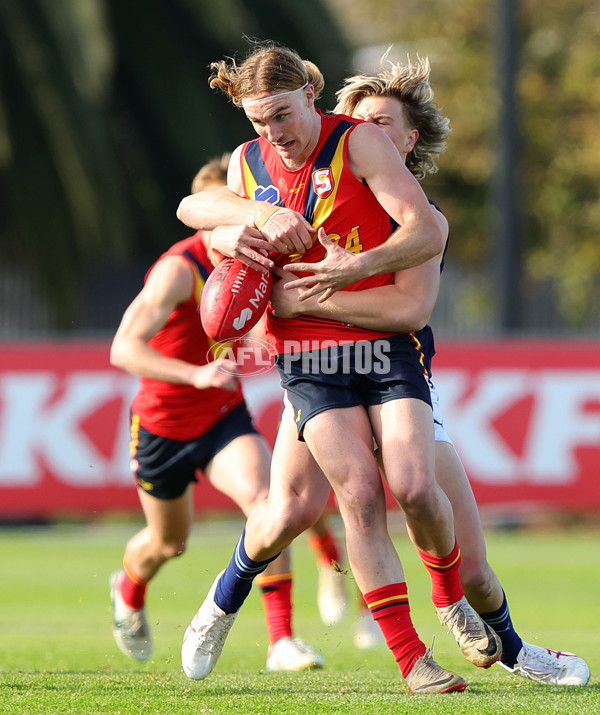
108, 155, 323, 672
179, 42, 505, 695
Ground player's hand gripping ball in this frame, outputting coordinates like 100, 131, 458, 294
201, 258, 273, 341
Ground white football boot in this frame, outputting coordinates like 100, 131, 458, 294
317, 564, 348, 626
181, 571, 238, 680
110, 570, 152, 661
499, 641, 590, 686
354, 610, 384, 649
266, 637, 324, 672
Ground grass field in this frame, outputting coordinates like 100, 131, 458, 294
1, 517, 598, 714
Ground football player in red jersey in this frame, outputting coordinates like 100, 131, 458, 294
180, 42, 503, 694
180, 52, 590, 689
108, 154, 323, 672
274, 55, 589, 687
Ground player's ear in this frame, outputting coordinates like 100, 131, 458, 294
304, 84, 315, 106
405, 128, 419, 154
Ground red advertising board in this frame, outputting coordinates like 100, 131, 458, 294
0, 339, 598, 518
430, 340, 600, 512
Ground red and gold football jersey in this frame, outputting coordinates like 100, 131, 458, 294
239, 111, 397, 354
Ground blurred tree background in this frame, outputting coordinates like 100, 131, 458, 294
326, 0, 600, 335
0, 0, 598, 336
0, 0, 351, 333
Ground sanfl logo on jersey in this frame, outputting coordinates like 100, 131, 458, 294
312, 168, 334, 198
253, 184, 280, 204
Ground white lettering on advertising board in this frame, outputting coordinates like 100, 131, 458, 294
0, 371, 136, 485
0, 367, 598, 490
434, 369, 600, 484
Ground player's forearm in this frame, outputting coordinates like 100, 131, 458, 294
299, 286, 431, 332
177, 187, 268, 230
356, 216, 443, 278
110, 339, 197, 385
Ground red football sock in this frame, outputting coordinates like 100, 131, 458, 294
256, 572, 293, 645
120, 557, 149, 610
364, 582, 426, 677
307, 529, 341, 567
417, 539, 464, 608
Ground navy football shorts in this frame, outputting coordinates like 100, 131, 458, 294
129, 403, 258, 499
275, 334, 431, 439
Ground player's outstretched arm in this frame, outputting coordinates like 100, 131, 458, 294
110, 257, 239, 391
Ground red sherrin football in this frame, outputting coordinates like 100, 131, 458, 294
200, 258, 272, 341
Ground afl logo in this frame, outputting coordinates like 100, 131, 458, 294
312, 168, 334, 198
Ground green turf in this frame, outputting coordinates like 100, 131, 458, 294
1, 518, 598, 713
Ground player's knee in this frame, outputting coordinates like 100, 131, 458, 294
336, 480, 385, 526
300, 500, 327, 531
393, 474, 437, 516
278, 504, 318, 537
234, 485, 269, 516
161, 538, 188, 560
270, 491, 325, 541
250, 483, 270, 505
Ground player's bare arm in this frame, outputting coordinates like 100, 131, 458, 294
177, 146, 315, 265
271, 250, 442, 332
352, 124, 444, 269
177, 185, 257, 230
284, 123, 443, 300
110, 257, 239, 391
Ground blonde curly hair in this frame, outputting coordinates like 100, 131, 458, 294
334, 53, 450, 180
